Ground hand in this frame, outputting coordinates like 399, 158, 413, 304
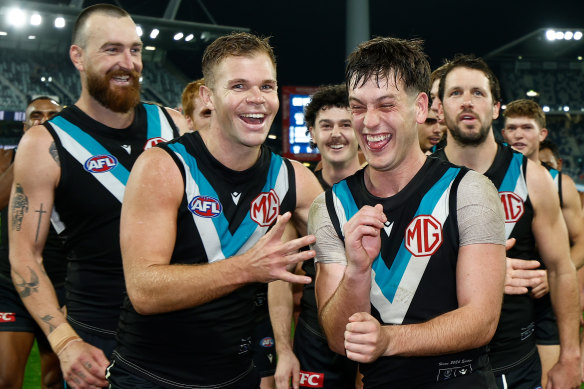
344, 312, 388, 363
546, 357, 581, 389
246, 212, 314, 284
59, 340, 109, 388
505, 238, 545, 295
529, 269, 549, 299
343, 204, 386, 273
274, 349, 300, 389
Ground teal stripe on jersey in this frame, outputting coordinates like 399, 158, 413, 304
499, 152, 524, 192
144, 103, 162, 139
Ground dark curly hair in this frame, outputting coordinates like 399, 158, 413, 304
304, 84, 349, 147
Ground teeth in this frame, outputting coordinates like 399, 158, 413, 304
329, 144, 344, 149
366, 134, 389, 142
241, 113, 265, 118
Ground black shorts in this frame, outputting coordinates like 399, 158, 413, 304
75, 326, 117, 359
107, 355, 261, 388
293, 317, 358, 389
534, 296, 559, 345
251, 308, 276, 377
0, 273, 65, 335
494, 349, 542, 389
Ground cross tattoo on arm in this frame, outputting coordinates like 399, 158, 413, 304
35, 204, 47, 243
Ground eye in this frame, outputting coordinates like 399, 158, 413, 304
473, 90, 484, 96
449, 90, 461, 97
261, 84, 275, 91
131, 47, 142, 55
232, 84, 244, 90
350, 105, 365, 114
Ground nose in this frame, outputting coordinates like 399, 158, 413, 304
119, 49, 135, 71
246, 87, 265, 104
363, 108, 380, 129
462, 93, 474, 108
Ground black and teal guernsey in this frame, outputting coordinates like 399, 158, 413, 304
113, 131, 297, 388
435, 142, 538, 375
543, 163, 562, 207
326, 157, 492, 387
45, 103, 178, 337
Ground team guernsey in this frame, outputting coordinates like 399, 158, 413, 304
326, 157, 493, 387
435, 143, 538, 375
44, 103, 178, 338
113, 131, 296, 388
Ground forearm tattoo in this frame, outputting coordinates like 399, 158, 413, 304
11, 183, 28, 231
49, 142, 59, 165
13, 266, 39, 298
41, 314, 57, 332
34, 203, 47, 243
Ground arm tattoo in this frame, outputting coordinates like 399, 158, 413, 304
41, 315, 57, 332
34, 203, 47, 243
11, 183, 28, 231
49, 142, 59, 165
13, 266, 39, 298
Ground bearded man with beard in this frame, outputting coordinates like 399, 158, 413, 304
8, 4, 187, 388
433, 55, 581, 389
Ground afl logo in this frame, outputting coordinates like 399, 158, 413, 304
144, 137, 166, 150
84, 155, 118, 173
405, 215, 443, 257
251, 189, 280, 227
500, 191, 524, 223
189, 196, 222, 218
260, 337, 274, 348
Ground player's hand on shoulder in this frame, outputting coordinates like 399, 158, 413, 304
343, 204, 386, 273
59, 340, 109, 389
246, 212, 314, 284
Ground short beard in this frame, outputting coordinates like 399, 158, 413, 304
445, 114, 491, 147
87, 69, 141, 113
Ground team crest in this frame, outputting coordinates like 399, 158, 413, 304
499, 191, 524, 223
250, 189, 280, 227
188, 195, 222, 218
84, 154, 118, 173
144, 137, 166, 150
405, 215, 443, 257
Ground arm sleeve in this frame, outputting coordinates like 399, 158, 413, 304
308, 193, 348, 265
457, 170, 506, 246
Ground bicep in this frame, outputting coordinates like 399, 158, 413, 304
292, 161, 323, 236
315, 262, 346, 312
120, 149, 183, 284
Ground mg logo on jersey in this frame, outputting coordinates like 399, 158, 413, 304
405, 215, 443, 257
299, 371, 324, 388
189, 196, 222, 218
0, 312, 15, 322
500, 191, 524, 223
251, 189, 280, 227
144, 137, 166, 150
84, 155, 118, 173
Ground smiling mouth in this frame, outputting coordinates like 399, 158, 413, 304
365, 134, 391, 150
328, 143, 346, 150
240, 113, 266, 125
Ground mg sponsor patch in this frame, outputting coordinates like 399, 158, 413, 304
84, 155, 118, 173
0, 312, 15, 322
299, 371, 324, 388
499, 191, 524, 223
144, 137, 166, 150
405, 215, 443, 257
250, 189, 280, 227
189, 196, 222, 218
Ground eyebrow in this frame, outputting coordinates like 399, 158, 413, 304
349, 94, 398, 104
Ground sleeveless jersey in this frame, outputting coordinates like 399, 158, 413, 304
326, 157, 491, 387
45, 103, 178, 336
114, 131, 297, 387
435, 143, 537, 373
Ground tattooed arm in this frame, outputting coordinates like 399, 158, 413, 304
8, 125, 109, 387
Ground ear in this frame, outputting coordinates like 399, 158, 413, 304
492, 101, 501, 120
415, 92, 429, 124
539, 127, 548, 141
200, 85, 215, 111
70, 45, 84, 72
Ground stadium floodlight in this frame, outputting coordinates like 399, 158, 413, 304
28, 35, 36, 40
555, 31, 564, 40
54, 17, 65, 28
542, 106, 550, 113
7, 8, 26, 27
145, 46, 156, 51
185, 33, 194, 42
136, 26, 143, 37
563, 106, 570, 112
546, 29, 556, 41
173, 32, 183, 40
0, 31, 7, 36
578, 56, 583, 61
575, 31, 583, 40
526, 90, 539, 97
30, 13, 42, 26
150, 28, 159, 39
564, 31, 574, 40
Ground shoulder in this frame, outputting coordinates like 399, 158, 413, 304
289, 159, 322, 196
163, 107, 190, 136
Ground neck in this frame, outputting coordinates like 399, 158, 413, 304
199, 129, 261, 171
76, 92, 135, 129
527, 150, 539, 164
443, 130, 498, 174
320, 157, 361, 187
365, 150, 426, 198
